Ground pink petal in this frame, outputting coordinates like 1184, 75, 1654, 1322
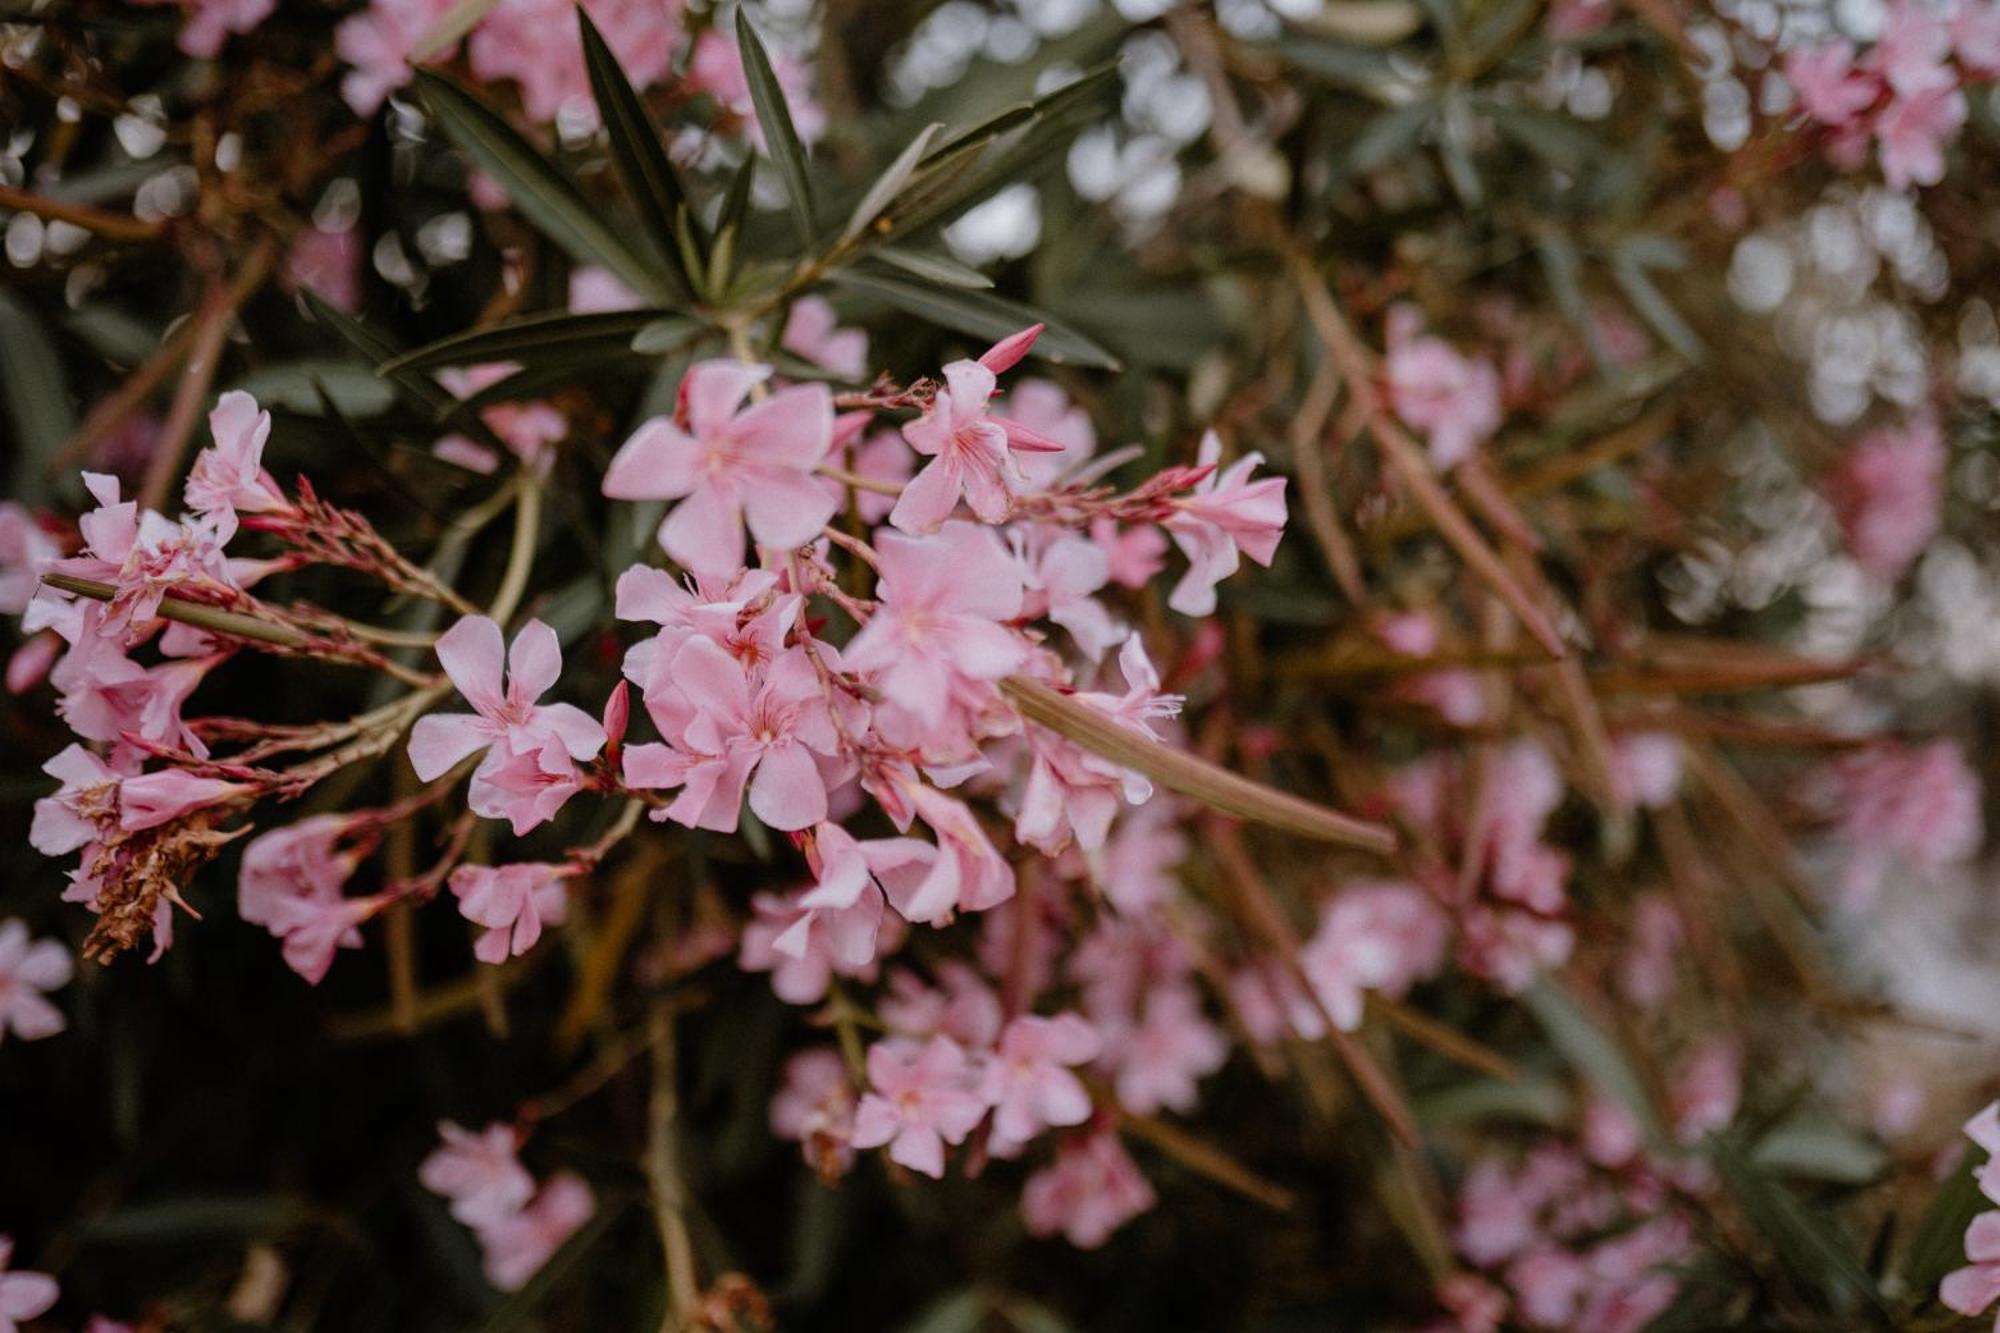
887, 456, 963, 534
681, 360, 770, 434
408, 712, 493, 781
748, 743, 828, 831
435, 616, 507, 714
733, 382, 834, 470
505, 619, 562, 705
978, 323, 1042, 373
604, 418, 702, 499
740, 468, 842, 551
670, 637, 752, 721
659, 484, 745, 576
1942, 1262, 2000, 1317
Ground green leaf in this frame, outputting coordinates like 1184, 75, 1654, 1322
301, 290, 508, 453
831, 270, 1120, 370
1612, 249, 1703, 363
1346, 100, 1436, 175
1412, 1077, 1573, 1129
896, 1290, 986, 1333
869, 246, 993, 289
578, 5, 690, 296
409, 0, 498, 61
1752, 1114, 1887, 1186
414, 70, 669, 304
382, 308, 671, 374
1487, 102, 1605, 172
630, 315, 705, 355
841, 122, 945, 246
1900, 1154, 1986, 1294
1711, 1137, 1885, 1314
1270, 37, 1409, 101
230, 359, 399, 417
735, 10, 817, 247
83, 1193, 313, 1244
1521, 981, 1662, 1139
0, 289, 76, 505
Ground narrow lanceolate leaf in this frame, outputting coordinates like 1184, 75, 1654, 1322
868, 246, 993, 289
382, 309, 672, 374
831, 270, 1120, 370
629, 315, 703, 355
1711, 1138, 1886, 1315
301, 291, 508, 454
577, 6, 690, 296
999, 676, 1396, 852
409, 0, 498, 61
840, 123, 944, 245
0, 289, 76, 505
413, 70, 670, 304
1521, 981, 1663, 1140
735, 10, 816, 247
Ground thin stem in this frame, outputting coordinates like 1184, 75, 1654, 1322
485, 474, 542, 624
0, 184, 166, 243
647, 1002, 702, 1330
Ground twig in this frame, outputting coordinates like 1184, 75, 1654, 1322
0, 184, 166, 243
648, 1001, 702, 1331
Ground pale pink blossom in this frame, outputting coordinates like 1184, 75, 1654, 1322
1955, 0, 2000, 76
0, 920, 71, 1043
1162, 431, 1288, 616
1968, 1102, 2000, 1201
420, 1120, 535, 1228
1090, 516, 1169, 589
1378, 611, 1487, 726
1021, 1130, 1157, 1248
407, 616, 606, 796
603, 361, 837, 576
771, 824, 920, 969
29, 744, 121, 857
1458, 904, 1574, 995
0, 1239, 57, 1333
475, 1172, 594, 1291
449, 863, 572, 963
1669, 1040, 1740, 1143
1816, 739, 1982, 907
781, 296, 868, 381
568, 266, 640, 313
980, 1012, 1100, 1154
1385, 305, 1504, 470
435, 366, 567, 476
0, 503, 59, 615
335, 0, 457, 114
844, 522, 1027, 733
1094, 796, 1187, 913
48, 473, 236, 637
1609, 732, 1683, 810
850, 431, 914, 525
1783, 42, 1882, 127
282, 224, 362, 311
878, 963, 1004, 1048
184, 392, 287, 540
890, 326, 1067, 533
238, 815, 363, 932
1298, 880, 1452, 1030
139, 0, 274, 58
770, 1047, 857, 1172
1013, 525, 1120, 661
688, 28, 826, 147
118, 769, 248, 832
651, 639, 838, 832
1615, 892, 1682, 1006
995, 378, 1096, 489
1877, 84, 1969, 189
739, 888, 892, 1005
1107, 984, 1228, 1115
1942, 1211, 2000, 1325
886, 783, 1017, 922
1826, 417, 1944, 581
264, 893, 378, 984
850, 1035, 987, 1178
468, 0, 683, 125
1872, 0, 1957, 95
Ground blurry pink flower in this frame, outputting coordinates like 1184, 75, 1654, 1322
185, 391, 287, 539
1162, 431, 1287, 616
1457, 904, 1574, 994
1014, 526, 1119, 662
0, 920, 71, 1043
0, 1238, 57, 1333
1818, 739, 1982, 907
435, 365, 567, 476
238, 815, 361, 932
1090, 517, 1169, 589
476, 1172, 594, 1291
996, 378, 1096, 489
1942, 1211, 2000, 1325
264, 893, 377, 984
283, 224, 362, 311
603, 361, 837, 576
850, 431, 914, 525
568, 266, 640, 313
980, 1012, 1099, 1154
1877, 84, 1968, 189
891, 330, 1070, 533
1299, 881, 1451, 1030
1109, 984, 1228, 1115
1826, 417, 1944, 581
781, 296, 868, 381
1955, 0, 2000, 75
1431, 1274, 1507, 1333
1021, 1130, 1157, 1248
850, 1035, 987, 1178
1384, 305, 1504, 470
688, 29, 827, 146
771, 824, 902, 969
1669, 1039, 1740, 1143
770, 1047, 857, 1172
1547, 0, 1612, 39
420, 1120, 535, 1228
0, 502, 60, 615
1609, 731, 1682, 810
1872, 0, 1956, 95
1508, 1247, 1590, 1328
408, 616, 605, 785
844, 522, 1026, 731
449, 863, 571, 963
1783, 42, 1881, 127
469, 0, 682, 125
739, 888, 889, 1005
142, 0, 273, 58
335, 0, 457, 113
878, 962, 1004, 1047
1615, 892, 1682, 1006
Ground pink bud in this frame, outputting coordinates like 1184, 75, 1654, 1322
601, 680, 630, 750
977, 323, 1043, 374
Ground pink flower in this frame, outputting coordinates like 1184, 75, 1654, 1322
890, 326, 1068, 533
1817, 739, 1982, 907
1384, 305, 1504, 470
1107, 984, 1228, 1115
1877, 84, 1969, 189
30, 744, 122, 857
468, 0, 682, 125
1783, 42, 1882, 127
1021, 1130, 1157, 1248
1826, 417, 1944, 581
654, 638, 838, 832
0, 919, 71, 1043
282, 224, 362, 312
688, 28, 826, 146
264, 893, 378, 985
335, 0, 457, 114
886, 782, 1017, 922
139, 0, 274, 58
1299, 881, 1451, 1030
0, 1239, 58, 1333
420, 1120, 535, 1228
603, 360, 837, 577
1872, 0, 1957, 95
568, 266, 641, 313
1942, 1211, 2000, 1325
1162, 431, 1288, 616
850, 1035, 988, 1178
1615, 893, 1682, 1006
1014, 526, 1119, 662
475, 1172, 594, 1291
49, 473, 236, 637
435, 366, 567, 476
850, 431, 914, 525
878, 963, 1004, 1047
995, 378, 1096, 489
1609, 732, 1683, 810
118, 769, 248, 832
184, 391, 287, 541
1090, 516, 1168, 589
770, 1047, 857, 1173
770, 824, 907, 970
238, 815, 363, 931
844, 522, 1027, 733
1955, 0, 2000, 76
407, 615, 606, 793
1669, 1039, 1740, 1144
739, 888, 891, 1005
980, 1013, 1100, 1154
781, 296, 868, 381
449, 863, 572, 964
0, 502, 59, 615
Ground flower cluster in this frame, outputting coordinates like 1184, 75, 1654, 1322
419, 1121, 595, 1291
